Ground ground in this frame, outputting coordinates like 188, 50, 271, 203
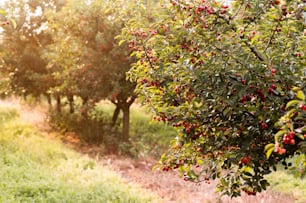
0, 98, 297, 203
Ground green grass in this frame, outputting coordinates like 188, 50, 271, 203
266, 160, 306, 203
0, 107, 159, 202
129, 104, 177, 157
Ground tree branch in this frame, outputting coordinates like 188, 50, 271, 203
143, 45, 155, 69
264, 22, 280, 52
246, 42, 266, 62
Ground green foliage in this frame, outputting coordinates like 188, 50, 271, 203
269, 87, 306, 177
1, 0, 60, 98
0, 107, 157, 202
48, 107, 119, 151
44, 0, 140, 141
120, 0, 306, 197
44, 0, 136, 101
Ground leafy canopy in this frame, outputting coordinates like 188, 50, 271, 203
120, 0, 306, 197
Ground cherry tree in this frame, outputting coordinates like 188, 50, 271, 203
120, 0, 306, 196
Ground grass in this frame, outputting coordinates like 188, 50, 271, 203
0, 107, 159, 202
94, 101, 177, 156
266, 158, 306, 203
267, 171, 306, 203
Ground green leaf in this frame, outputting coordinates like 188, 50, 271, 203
297, 90, 305, 101
0, 9, 7, 15
118, 39, 125, 46
264, 143, 275, 152
266, 147, 274, 159
9, 19, 16, 29
274, 130, 286, 141
296, 133, 305, 140
285, 100, 300, 109
291, 86, 300, 91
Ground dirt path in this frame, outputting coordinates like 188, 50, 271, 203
0, 98, 296, 203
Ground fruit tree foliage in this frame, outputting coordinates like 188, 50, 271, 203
0, 0, 61, 98
120, 0, 306, 196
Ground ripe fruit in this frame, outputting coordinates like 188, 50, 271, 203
300, 104, 306, 111
241, 157, 249, 165
261, 122, 268, 129
220, 9, 227, 14
239, 96, 247, 103
222, 4, 229, 9
275, 147, 286, 155
283, 132, 295, 145
271, 84, 277, 89
290, 139, 295, 145
288, 131, 295, 139
271, 0, 280, 6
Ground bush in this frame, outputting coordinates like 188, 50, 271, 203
48, 106, 120, 153
48, 101, 176, 157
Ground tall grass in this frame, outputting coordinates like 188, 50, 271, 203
0, 107, 158, 202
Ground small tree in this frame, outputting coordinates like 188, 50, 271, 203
121, 0, 306, 196
46, 0, 137, 141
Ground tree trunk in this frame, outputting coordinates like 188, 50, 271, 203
82, 96, 88, 107
111, 105, 121, 127
56, 95, 61, 113
121, 104, 130, 142
68, 95, 74, 114
46, 93, 52, 108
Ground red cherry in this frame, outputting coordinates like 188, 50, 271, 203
290, 139, 295, 145
220, 9, 227, 14
239, 96, 247, 103
222, 4, 229, 9
300, 104, 306, 111
288, 131, 295, 139
241, 157, 249, 165
261, 122, 268, 129
207, 7, 213, 14
271, 84, 277, 89
275, 147, 286, 155
283, 136, 290, 144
